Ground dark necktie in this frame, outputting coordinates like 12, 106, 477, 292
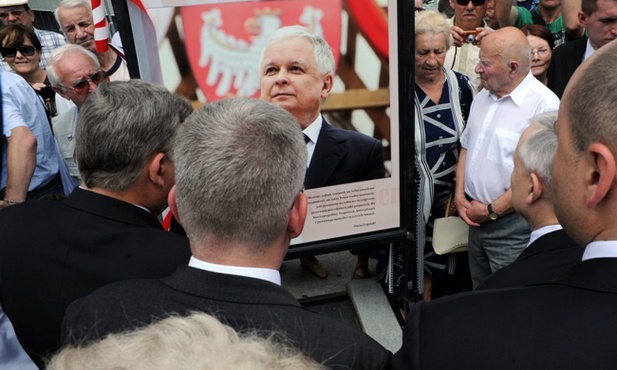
303, 134, 310, 144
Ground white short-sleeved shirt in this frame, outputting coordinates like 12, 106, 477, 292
460, 72, 560, 204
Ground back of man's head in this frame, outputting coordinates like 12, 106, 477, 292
564, 38, 617, 155
174, 97, 307, 248
75, 79, 192, 190
518, 111, 558, 189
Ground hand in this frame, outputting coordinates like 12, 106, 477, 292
453, 194, 481, 227
31, 82, 46, 91
450, 26, 467, 47
473, 27, 492, 45
465, 200, 492, 225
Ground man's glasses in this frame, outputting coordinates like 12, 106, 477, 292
0, 45, 36, 58
0, 9, 26, 19
63, 71, 106, 93
455, 0, 487, 6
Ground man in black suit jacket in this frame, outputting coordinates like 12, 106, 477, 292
62, 97, 391, 370
259, 25, 385, 279
393, 27, 617, 370
478, 111, 582, 290
547, 0, 617, 98
0, 80, 193, 368
547, 36, 586, 98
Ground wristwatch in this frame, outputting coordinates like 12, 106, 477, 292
487, 203, 499, 221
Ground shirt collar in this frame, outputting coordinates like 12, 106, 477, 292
302, 115, 323, 144
583, 38, 596, 62
490, 72, 535, 107
582, 241, 617, 261
528, 224, 563, 247
188, 256, 281, 285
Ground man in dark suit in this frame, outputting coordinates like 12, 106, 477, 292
62, 98, 391, 370
392, 29, 617, 370
547, 0, 617, 98
478, 111, 581, 290
259, 25, 385, 279
0, 80, 193, 368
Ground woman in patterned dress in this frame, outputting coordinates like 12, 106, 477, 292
377, 10, 474, 302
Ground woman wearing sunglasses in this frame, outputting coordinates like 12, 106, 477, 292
0, 24, 56, 117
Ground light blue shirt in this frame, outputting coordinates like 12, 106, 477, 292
1, 70, 59, 191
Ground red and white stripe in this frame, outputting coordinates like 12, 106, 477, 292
91, 0, 109, 53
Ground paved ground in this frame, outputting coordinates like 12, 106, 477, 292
281, 251, 378, 328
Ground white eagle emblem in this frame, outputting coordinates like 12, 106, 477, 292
197, 6, 325, 98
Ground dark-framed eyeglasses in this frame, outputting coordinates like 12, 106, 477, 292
63, 70, 106, 93
0, 8, 26, 19
0, 45, 36, 58
455, 0, 487, 6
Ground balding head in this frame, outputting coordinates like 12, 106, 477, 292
552, 39, 617, 246
475, 27, 531, 97
561, 38, 617, 156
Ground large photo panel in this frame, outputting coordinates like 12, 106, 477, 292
113, 0, 405, 251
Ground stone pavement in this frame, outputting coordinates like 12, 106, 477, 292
281, 251, 402, 352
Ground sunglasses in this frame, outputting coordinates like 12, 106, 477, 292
455, 0, 486, 6
64, 71, 106, 93
0, 9, 26, 19
0, 45, 36, 58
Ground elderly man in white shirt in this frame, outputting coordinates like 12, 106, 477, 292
453, 27, 560, 288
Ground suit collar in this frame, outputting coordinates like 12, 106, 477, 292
553, 258, 617, 293
64, 188, 163, 229
519, 229, 578, 259
161, 265, 303, 307
304, 119, 348, 189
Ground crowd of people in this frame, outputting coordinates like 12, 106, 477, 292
2, 0, 617, 368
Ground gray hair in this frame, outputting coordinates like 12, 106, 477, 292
259, 25, 335, 76
518, 111, 558, 187
174, 97, 307, 248
54, 0, 91, 30
415, 10, 453, 50
46, 44, 100, 89
75, 80, 192, 190
47, 313, 326, 370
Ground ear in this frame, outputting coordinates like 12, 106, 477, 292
321, 73, 333, 100
287, 193, 307, 238
509, 61, 519, 76
53, 86, 71, 101
528, 172, 544, 205
586, 143, 616, 208
578, 12, 587, 28
168, 185, 180, 223
147, 152, 169, 187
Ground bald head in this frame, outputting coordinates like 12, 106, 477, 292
475, 27, 531, 96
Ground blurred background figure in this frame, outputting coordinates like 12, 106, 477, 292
48, 313, 326, 370
0, 0, 65, 71
520, 24, 554, 85
377, 10, 474, 303
0, 24, 57, 117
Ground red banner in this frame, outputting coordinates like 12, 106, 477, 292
180, 0, 341, 101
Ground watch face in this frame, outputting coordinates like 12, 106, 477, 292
490, 213, 498, 221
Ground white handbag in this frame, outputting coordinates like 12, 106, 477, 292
432, 194, 469, 255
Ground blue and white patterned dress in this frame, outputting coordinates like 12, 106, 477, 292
377, 68, 474, 294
